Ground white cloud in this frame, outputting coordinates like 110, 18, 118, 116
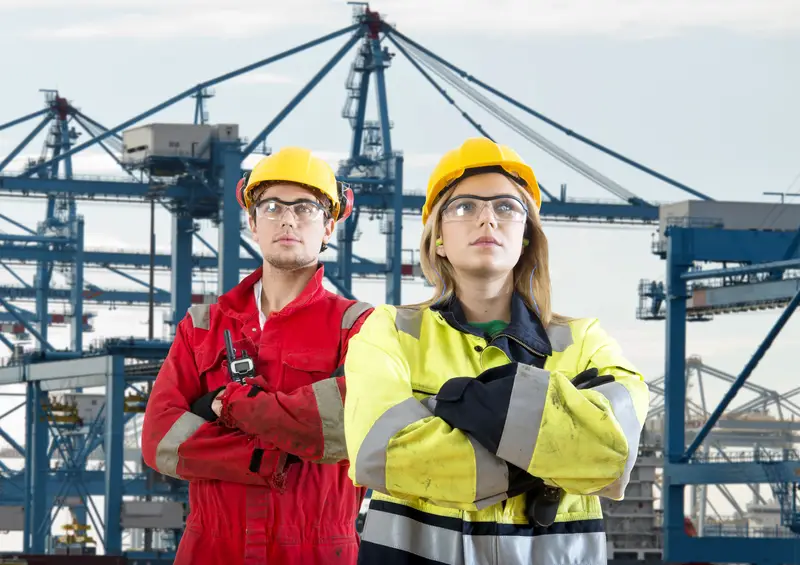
1, 151, 130, 178
401, 152, 442, 170
16, 0, 800, 41
303, 150, 349, 170
26, 9, 298, 40
377, 0, 800, 37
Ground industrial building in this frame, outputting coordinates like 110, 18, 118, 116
0, 4, 798, 564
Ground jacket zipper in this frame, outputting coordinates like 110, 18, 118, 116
491, 333, 547, 359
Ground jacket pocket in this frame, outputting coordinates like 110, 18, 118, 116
198, 337, 259, 392
280, 349, 338, 392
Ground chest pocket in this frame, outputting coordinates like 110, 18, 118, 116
280, 349, 338, 393
409, 336, 485, 397
197, 336, 259, 393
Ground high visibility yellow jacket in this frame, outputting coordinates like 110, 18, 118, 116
343, 294, 649, 565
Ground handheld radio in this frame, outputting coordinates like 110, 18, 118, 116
224, 329, 255, 384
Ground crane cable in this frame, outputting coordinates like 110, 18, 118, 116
396, 36, 647, 205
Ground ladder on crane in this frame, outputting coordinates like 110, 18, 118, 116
755, 446, 800, 534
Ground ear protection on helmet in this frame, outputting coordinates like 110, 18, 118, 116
336, 182, 354, 223
236, 171, 251, 210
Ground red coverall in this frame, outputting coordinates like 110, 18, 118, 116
141, 265, 372, 565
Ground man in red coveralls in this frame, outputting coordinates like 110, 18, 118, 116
141, 146, 373, 565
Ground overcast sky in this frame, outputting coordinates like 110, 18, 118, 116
0, 0, 799, 549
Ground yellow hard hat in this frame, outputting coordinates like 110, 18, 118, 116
237, 147, 354, 222
422, 137, 541, 224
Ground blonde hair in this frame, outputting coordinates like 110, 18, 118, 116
418, 180, 570, 327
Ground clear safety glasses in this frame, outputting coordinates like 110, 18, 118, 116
440, 195, 528, 223
254, 198, 327, 223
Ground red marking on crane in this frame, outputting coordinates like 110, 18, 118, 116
364, 8, 381, 39
46, 313, 92, 325
53, 96, 70, 121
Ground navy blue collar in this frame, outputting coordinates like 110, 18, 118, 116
431, 292, 552, 363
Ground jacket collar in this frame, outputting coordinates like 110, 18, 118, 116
431, 291, 552, 357
217, 263, 328, 322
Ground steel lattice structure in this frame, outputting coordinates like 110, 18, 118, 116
0, 4, 798, 563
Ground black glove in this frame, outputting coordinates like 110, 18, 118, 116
506, 463, 545, 499
475, 362, 519, 384
570, 367, 615, 390
432, 363, 519, 454
190, 386, 225, 422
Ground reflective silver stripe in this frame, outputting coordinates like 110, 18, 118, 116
342, 300, 372, 329
394, 306, 424, 339
362, 508, 607, 565
361, 508, 464, 565
465, 531, 607, 565
311, 378, 346, 464
495, 364, 550, 471
591, 381, 642, 499
188, 304, 210, 330
465, 434, 510, 509
420, 396, 437, 412
355, 397, 431, 492
155, 411, 206, 478
545, 323, 573, 353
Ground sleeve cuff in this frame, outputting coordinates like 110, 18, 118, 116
494, 365, 551, 471
218, 381, 253, 427
190, 386, 225, 422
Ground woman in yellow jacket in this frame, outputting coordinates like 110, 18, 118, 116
343, 137, 650, 565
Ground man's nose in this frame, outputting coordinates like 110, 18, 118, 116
279, 207, 298, 226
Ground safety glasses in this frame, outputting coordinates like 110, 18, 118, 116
440, 194, 528, 223
254, 198, 327, 223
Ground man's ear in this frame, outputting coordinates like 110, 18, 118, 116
248, 214, 258, 242
322, 216, 335, 246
